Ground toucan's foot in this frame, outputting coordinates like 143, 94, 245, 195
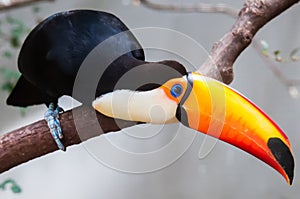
44, 103, 65, 151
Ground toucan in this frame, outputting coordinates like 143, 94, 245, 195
6, 10, 186, 150
6, 10, 294, 185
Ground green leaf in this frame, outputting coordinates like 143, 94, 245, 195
274, 50, 282, 62
260, 40, 269, 56
0, 68, 20, 94
274, 50, 280, 56
290, 47, 299, 62
0, 182, 4, 190
3, 50, 12, 58
6, 16, 14, 24
11, 185, 22, 193
1, 82, 14, 92
20, 107, 27, 117
10, 35, 20, 48
32, 6, 41, 13
0, 179, 22, 194
6, 16, 24, 27
0, 68, 21, 83
5, 16, 28, 48
0, 67, 5, 73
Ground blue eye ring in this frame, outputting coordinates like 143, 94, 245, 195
170, 84, 183, 98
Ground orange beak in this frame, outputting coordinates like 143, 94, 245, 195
175, 72, 294, 185
93, 72, 295, 185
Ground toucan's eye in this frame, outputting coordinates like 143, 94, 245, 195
170, 84, 183, 98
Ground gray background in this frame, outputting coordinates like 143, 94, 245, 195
0, 0, 299, 198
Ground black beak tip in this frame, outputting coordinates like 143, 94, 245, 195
267, 138, 295, 185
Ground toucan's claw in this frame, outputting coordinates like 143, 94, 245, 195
57, 106, 65, 114
44, 103, 65, 151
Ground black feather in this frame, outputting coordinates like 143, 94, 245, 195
7, 75, 56, 106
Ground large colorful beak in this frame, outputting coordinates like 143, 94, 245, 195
93, 72, 294, 185
174, 72, 294, 185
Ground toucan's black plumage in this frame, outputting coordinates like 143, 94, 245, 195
7, 10, 186, 107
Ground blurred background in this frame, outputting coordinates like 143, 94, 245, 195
0, 0, 299, 198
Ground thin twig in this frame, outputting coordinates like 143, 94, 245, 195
0, 0, 54, 11
252, 40, 300, 87
138, 0, 238, 18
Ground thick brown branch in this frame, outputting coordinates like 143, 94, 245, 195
0, 106, 137, 173
0, 0, 53, 11
199, 0, 300, 84
1, 0, 299, 174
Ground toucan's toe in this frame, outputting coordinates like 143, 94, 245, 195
44, 103, 65, 151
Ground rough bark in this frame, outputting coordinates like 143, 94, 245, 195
0, 106, 137, 173
0, 0, 299, 173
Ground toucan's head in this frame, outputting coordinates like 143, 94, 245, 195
93, 72, 294, 185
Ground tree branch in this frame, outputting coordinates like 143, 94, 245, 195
0, 0, 299, 173
252, 39, 300, 87
198, 0, 300, 84
0, 106, 137, 173
0, 0, 54, 11
139, 0, 300, 86
138, 0, 238, 18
